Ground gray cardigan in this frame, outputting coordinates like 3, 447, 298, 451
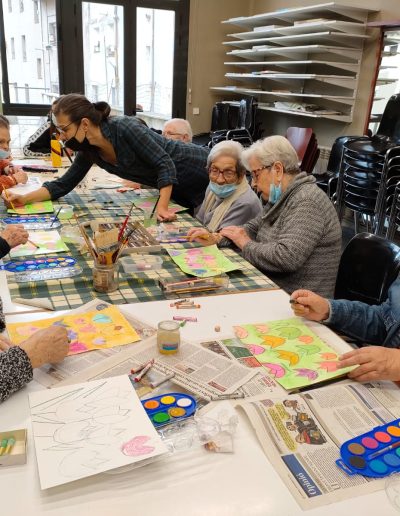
196, 184, 262, 230
240, 173, 342, 297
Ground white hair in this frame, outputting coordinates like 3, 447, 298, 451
207, 140, 245, 175
242, 135, 300, 174
163, 118, 193, 141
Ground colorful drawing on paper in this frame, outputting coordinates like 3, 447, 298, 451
9, 230, 69, 258
166, 245, 240, 277
133, 196, 188, 214
233, 318, 353, 390
7, 305, 141, 356
8, 200, 54, 215
28, 376, 168, 489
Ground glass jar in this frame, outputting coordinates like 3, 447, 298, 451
93, 263, 119, 293
157, 320, 180, 355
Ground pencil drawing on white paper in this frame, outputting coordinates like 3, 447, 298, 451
29, 375, 167, 489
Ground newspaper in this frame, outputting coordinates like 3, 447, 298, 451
200, 339, 287, 397
57, 335, 258, 399
236, 380, 400, 510
27, 299, 156, 388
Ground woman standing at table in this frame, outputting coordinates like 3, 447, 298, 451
190, 136, 342, 297
4, 94, 210, 220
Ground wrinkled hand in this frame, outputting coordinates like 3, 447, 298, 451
338, 346, 400, 382
187, 227, 218, 245
290, 289, 330, 322
19, 326, 69, 368
1, 190, 26, 207
11, 169, 28, 184
0, 334, 13, 352
0, 224, 29, 248
219, 226, 251, 249
156, 207, 177, 222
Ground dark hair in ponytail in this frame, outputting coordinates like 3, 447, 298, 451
52, 94, 111, 125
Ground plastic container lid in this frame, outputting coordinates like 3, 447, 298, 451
53, 204, 74, 220
120, 254, 163, 273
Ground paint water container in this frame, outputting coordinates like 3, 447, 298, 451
157, 320, 180, 355
93, 263, 119, 293
51, 138, 62, 167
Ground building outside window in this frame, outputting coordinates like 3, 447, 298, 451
33, 0, 39, 23
21, 34, 26, 61
10, 37, 15, 59
37, 57, 42, 79
24, 82, 29, 102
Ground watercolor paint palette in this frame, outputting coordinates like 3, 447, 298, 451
2, 215, 60, 229
142, 393, 197, 427
12, 266, 83, 283
2, 256, 77, 272
337, 418, 400, 477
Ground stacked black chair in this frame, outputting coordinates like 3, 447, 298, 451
386, 182, 400, 241
335, 94, 400, 233
334, 232, 400, 305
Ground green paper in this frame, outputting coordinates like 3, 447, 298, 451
133, 196, 187, 214
9, 230, 69, 258
166, 245, 240, 277
8, 200, 54, 215
233, 318, 353, 390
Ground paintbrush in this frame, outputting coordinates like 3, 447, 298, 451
3, 188, 16, 211
50, 207, 62, 227
150, 194, 161, 218
28, 239, 40, 249
118, 202, 135, 241
75, 217, 98, 260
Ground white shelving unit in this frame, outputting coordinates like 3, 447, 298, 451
212, 2, 379, 123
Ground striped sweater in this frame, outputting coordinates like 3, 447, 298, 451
241, 172, 342, 297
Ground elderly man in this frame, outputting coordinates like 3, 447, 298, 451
162, 118, 193, 143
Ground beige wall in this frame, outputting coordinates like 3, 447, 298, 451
186, 0, 250, 134
187, 0, 400, 146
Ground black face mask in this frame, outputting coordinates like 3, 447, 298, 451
65, 136, 93, 152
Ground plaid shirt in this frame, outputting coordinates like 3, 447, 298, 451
43, 116, 210, 209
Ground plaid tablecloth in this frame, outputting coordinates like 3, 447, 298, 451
1, 190, 278, 310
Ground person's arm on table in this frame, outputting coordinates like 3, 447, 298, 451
290, 289, 388, 345
0, 326, 69, 403
120, 121, 178, 221
3, 152, 92, 206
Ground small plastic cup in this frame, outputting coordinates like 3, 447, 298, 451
143, 208, 157, 228
54, 204, 74, 220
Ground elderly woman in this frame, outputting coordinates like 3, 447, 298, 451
187, 141, 262, 237
216, 135, 342, 297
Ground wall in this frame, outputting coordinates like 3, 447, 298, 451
187, 0, 400, 146
186, 0, 250, 134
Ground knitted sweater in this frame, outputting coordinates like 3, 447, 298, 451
241, 172, 342, 297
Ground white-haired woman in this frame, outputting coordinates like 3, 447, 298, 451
187, 141, 262, 238
218, 135, 341, 297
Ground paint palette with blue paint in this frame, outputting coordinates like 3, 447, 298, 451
142, 393, 197, 427
13, 265, 82, 283
2, 256, 77, 272
2, 215, 60, 229
337, 418, 400, 477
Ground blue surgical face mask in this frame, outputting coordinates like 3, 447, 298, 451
0, 148, 10, 160
209, 182, 238, 199
269, 183, 282, 204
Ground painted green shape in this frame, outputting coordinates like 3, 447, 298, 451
295, 344, 321, 355
166, 244, 240, 278
226, 345, 252, 359
233, 317, 354, 390
276, 326, 302, 339
8, 200, 54, 215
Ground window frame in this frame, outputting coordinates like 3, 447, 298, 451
0, 0, 189, 117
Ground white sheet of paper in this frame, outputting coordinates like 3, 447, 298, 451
8, 176, 42, 195
29, 375, 168, 489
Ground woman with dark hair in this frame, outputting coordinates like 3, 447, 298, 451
5, 94, 210, 220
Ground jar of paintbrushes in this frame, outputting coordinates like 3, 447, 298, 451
93, 262, 119, 293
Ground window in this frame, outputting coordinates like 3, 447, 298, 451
19, 0, 23, 13
10, 36, 14, 59
12, 82, 18, 102
37, 58, 42, 79
48, 22, 56, 45
33, 0, 39, 24
24, 83, 29, 103
92, 84, 98, 101
21, 34, 26, 61
7, 0, 11, 13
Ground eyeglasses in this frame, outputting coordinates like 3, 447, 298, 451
208, 166, 237, 181
251, 164, 273, 180
51, 113, 78, 134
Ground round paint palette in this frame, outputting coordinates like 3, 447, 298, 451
2, 256, 77, 272
141, 392, 197, 427
2, 215, 60, 229
337, 418, 400, 477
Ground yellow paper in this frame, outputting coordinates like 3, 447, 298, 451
7, 306, 140, 355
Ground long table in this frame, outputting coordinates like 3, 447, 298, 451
1, 189, 278, 311
1, 289, 398, 516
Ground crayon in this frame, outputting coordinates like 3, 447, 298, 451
4, 437, 15, 455
0, 438, 7, 456
173, 315, 197, 322
134, 359, 154, 383
150, 373, 175, 389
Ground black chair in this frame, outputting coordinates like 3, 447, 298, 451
334, 232, 400, 305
